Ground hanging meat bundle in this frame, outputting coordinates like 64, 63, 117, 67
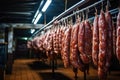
116, 11, 120, 61
61, 26, 71, 68
98, 10, 107, 80
53, 28, 59, 54
78, 21, 86, 63
92, 13, 99, 67
35, 37, 42, 50
61, 26, 67, 63
77, 16, 92, 65
44, 30, 53, 58
84, 20, 92, 63
116, 27, 120, 61
38, 35, 45, 51
70, 23, 80, 68
43, 33, 49, 50
70, 22, 84, 71
46, 30, 53, 52
32, 37, 40, 50
113, 22, 116, 55
78, 21, 89, 64
105, 7, 113, 71
27, 40, 32, 49
58, 27, 63, 53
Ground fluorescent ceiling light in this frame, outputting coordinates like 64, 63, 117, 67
42, 0, 52, 12
32, 0, 44, 23
24, 37, 28, 40
40, 0, 44, 6
32, 18, 35, 23
34, 10, 39, 20
20, 37, 28, 40
32, 10, 39, 23
33, 13, 42, 24
31, 29, 35, 34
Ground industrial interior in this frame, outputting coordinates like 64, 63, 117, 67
0, 0, 120, 80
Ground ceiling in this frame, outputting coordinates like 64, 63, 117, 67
0, 0, 119, 24
0, 0, 119, 39
0, 0, 41, 23
0, 0, 82, 24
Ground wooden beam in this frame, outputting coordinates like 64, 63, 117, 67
0, 24, 44, 29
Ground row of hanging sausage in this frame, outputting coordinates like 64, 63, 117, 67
27, 7, 120, 80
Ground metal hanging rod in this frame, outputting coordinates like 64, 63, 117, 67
31, 0, 105, 38
31, 0, 90, 38
59, 0, 104, 22
88, 8, 119, 20
44, 8, 118, 31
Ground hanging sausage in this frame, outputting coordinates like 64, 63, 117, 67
84, 20, 92, 63
39, 35, 46, 51
113, 22, 116, 55
70, 23, 79, 68
70, 20, 84, 71
116, 10, 120, 61
98, 10, 107, 80
32, 37, 40, 50
92, 13, 99, 67
62, 26, 71, 68
27, 40, 32, 49
58, 27, 63, 53
61, 26, 67, 64
105, 6, 113, 71
78, 21, 84, 56
43, 33, 49, 51
116, 27, 120, 61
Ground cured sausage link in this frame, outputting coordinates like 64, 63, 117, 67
92, 14, 99, 67
98, 10, 107, 80
105, 8, 113, 71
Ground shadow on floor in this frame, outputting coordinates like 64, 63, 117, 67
109, 72, 120, 77
38, 72, 72, 80
27, 61, 51, 70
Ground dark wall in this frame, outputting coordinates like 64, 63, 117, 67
15, 39, 29, 59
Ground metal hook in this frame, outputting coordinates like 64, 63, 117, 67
64, 19, 66, 27
107, 0, 111, 8
73, 10, 77, 21
76, 13, 80, 23
101, 1, 104, 11
79, 12, 82, 22
82, 11, 85, 21
94, 7, 97, 16
67, 17, 70, 25
106, 0, 110, 11
85, 8, 89, 19
70, 16, 73, 25
76, 8, 79, 18
66, 18, 68, 27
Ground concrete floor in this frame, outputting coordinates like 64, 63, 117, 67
4, 59, 120, 80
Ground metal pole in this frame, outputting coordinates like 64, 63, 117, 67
44, 12, 46, 25
65, 0, 67, 11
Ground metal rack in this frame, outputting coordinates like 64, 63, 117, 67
31, 0, 104, 38
30, 0, 119, 38
31, 0, 90, 38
